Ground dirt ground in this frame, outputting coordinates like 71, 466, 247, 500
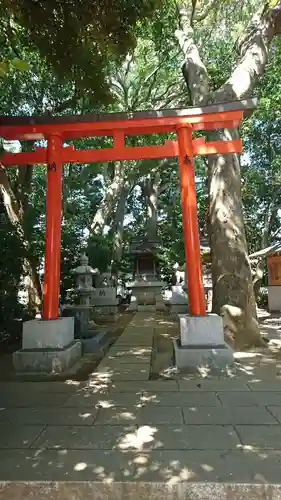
0, 312, 134, 382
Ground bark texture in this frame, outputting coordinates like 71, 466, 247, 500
0, 164, 42, 313
111, 181, 132, 277
143, 170, 161, 240
90, 161, 125, 235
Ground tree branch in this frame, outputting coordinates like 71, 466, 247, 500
175, 2, 209, 104
249, 243, 281, 259
44, 87, 81, 115
212, 0, 281, 102
194, 0, 218, 23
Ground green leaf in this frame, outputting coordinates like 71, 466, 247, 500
11, 58, 29, 72
0, 61, 9, 77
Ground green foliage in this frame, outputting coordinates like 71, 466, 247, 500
241, 38, 281, 254
0, 207, 24, 323
1, 0, 162, 102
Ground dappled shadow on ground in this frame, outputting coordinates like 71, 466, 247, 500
1, 366, 281, 483
2, 311, 281, 486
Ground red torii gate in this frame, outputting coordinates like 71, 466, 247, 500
0, 99, 256, 321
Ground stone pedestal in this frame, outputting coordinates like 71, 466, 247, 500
13, 317, 81, 374
127, 279, 165, 312
173, 314, 234, 374
268, 286, 281, 312
169, 285, 189, 315
91, 287, 118, 321
63, 304, 95, 337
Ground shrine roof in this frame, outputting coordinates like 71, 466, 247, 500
0, 98, 256, 128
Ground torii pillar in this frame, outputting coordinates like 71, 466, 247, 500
174, 126, 233, 374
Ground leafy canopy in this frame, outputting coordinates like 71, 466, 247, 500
1, 0, 162, 102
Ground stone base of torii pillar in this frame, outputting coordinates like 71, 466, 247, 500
13, 317, 81, 374
173, 314, 235, 375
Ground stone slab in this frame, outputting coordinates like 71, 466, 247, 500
96, 364, 150, 381
98, 358, 150, 370
91, 287, 118, 305
137, 305, 156, 312
170, 304, 189, 314
0, 449, 256, 482
236, 425, 281, 449
22, 317, 74, 349
64, 391, 143, 408
13, 341, 82, 374
130, 424, 240, 451
94, 406, 140, 425
218, 391, 281, 406
125, 325, 155, 333
0, 424, 45, 449
240, 449, 281, 484
266, 406, 281, 423
106, 354, 151, 364
94, 405, 183, 425
81, 332, 107, 353
113, 340, 153, 348
31, 425, 137, 450
119, 333, 154, 340
173, 339, 234, 373
0, 381, 79, 394
179, 314, 224, 346
178, 379, 250, 392
108, 380, 179, 393
247, 381, 281, 391
182, 406, 277, 425
141, 391, 220, 407
0, 392, 71, 408
107, 346, 152, 357
0, 407, 97, 426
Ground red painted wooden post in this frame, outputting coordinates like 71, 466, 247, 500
42, 134, 62, 320
177, 126, 206, 315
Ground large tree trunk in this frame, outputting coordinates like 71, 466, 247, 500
0, 165, 42, 313
90, 161, 125, 235
143, 170, 161, 239
207, 128, 263, 348
175, 0, 281, 347
111, 182, 132, 278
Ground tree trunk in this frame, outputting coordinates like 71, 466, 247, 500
111, 183, 131, 278
0, 165, 42, 313
90, 161, 125, 235
22, 257, 42, 314
207, 128, 263, 348
144, 171, 161, 239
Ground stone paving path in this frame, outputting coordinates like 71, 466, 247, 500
1, 312, 281, 498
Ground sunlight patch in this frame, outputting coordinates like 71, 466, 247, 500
74, 462, 87, 471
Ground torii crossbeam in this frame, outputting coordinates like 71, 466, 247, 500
0, 98, 256, 321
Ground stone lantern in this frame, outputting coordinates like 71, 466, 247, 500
65, 254, 98, 334
73, 254, 95, 305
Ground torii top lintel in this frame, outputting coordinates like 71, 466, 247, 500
0, 98, 256, 165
